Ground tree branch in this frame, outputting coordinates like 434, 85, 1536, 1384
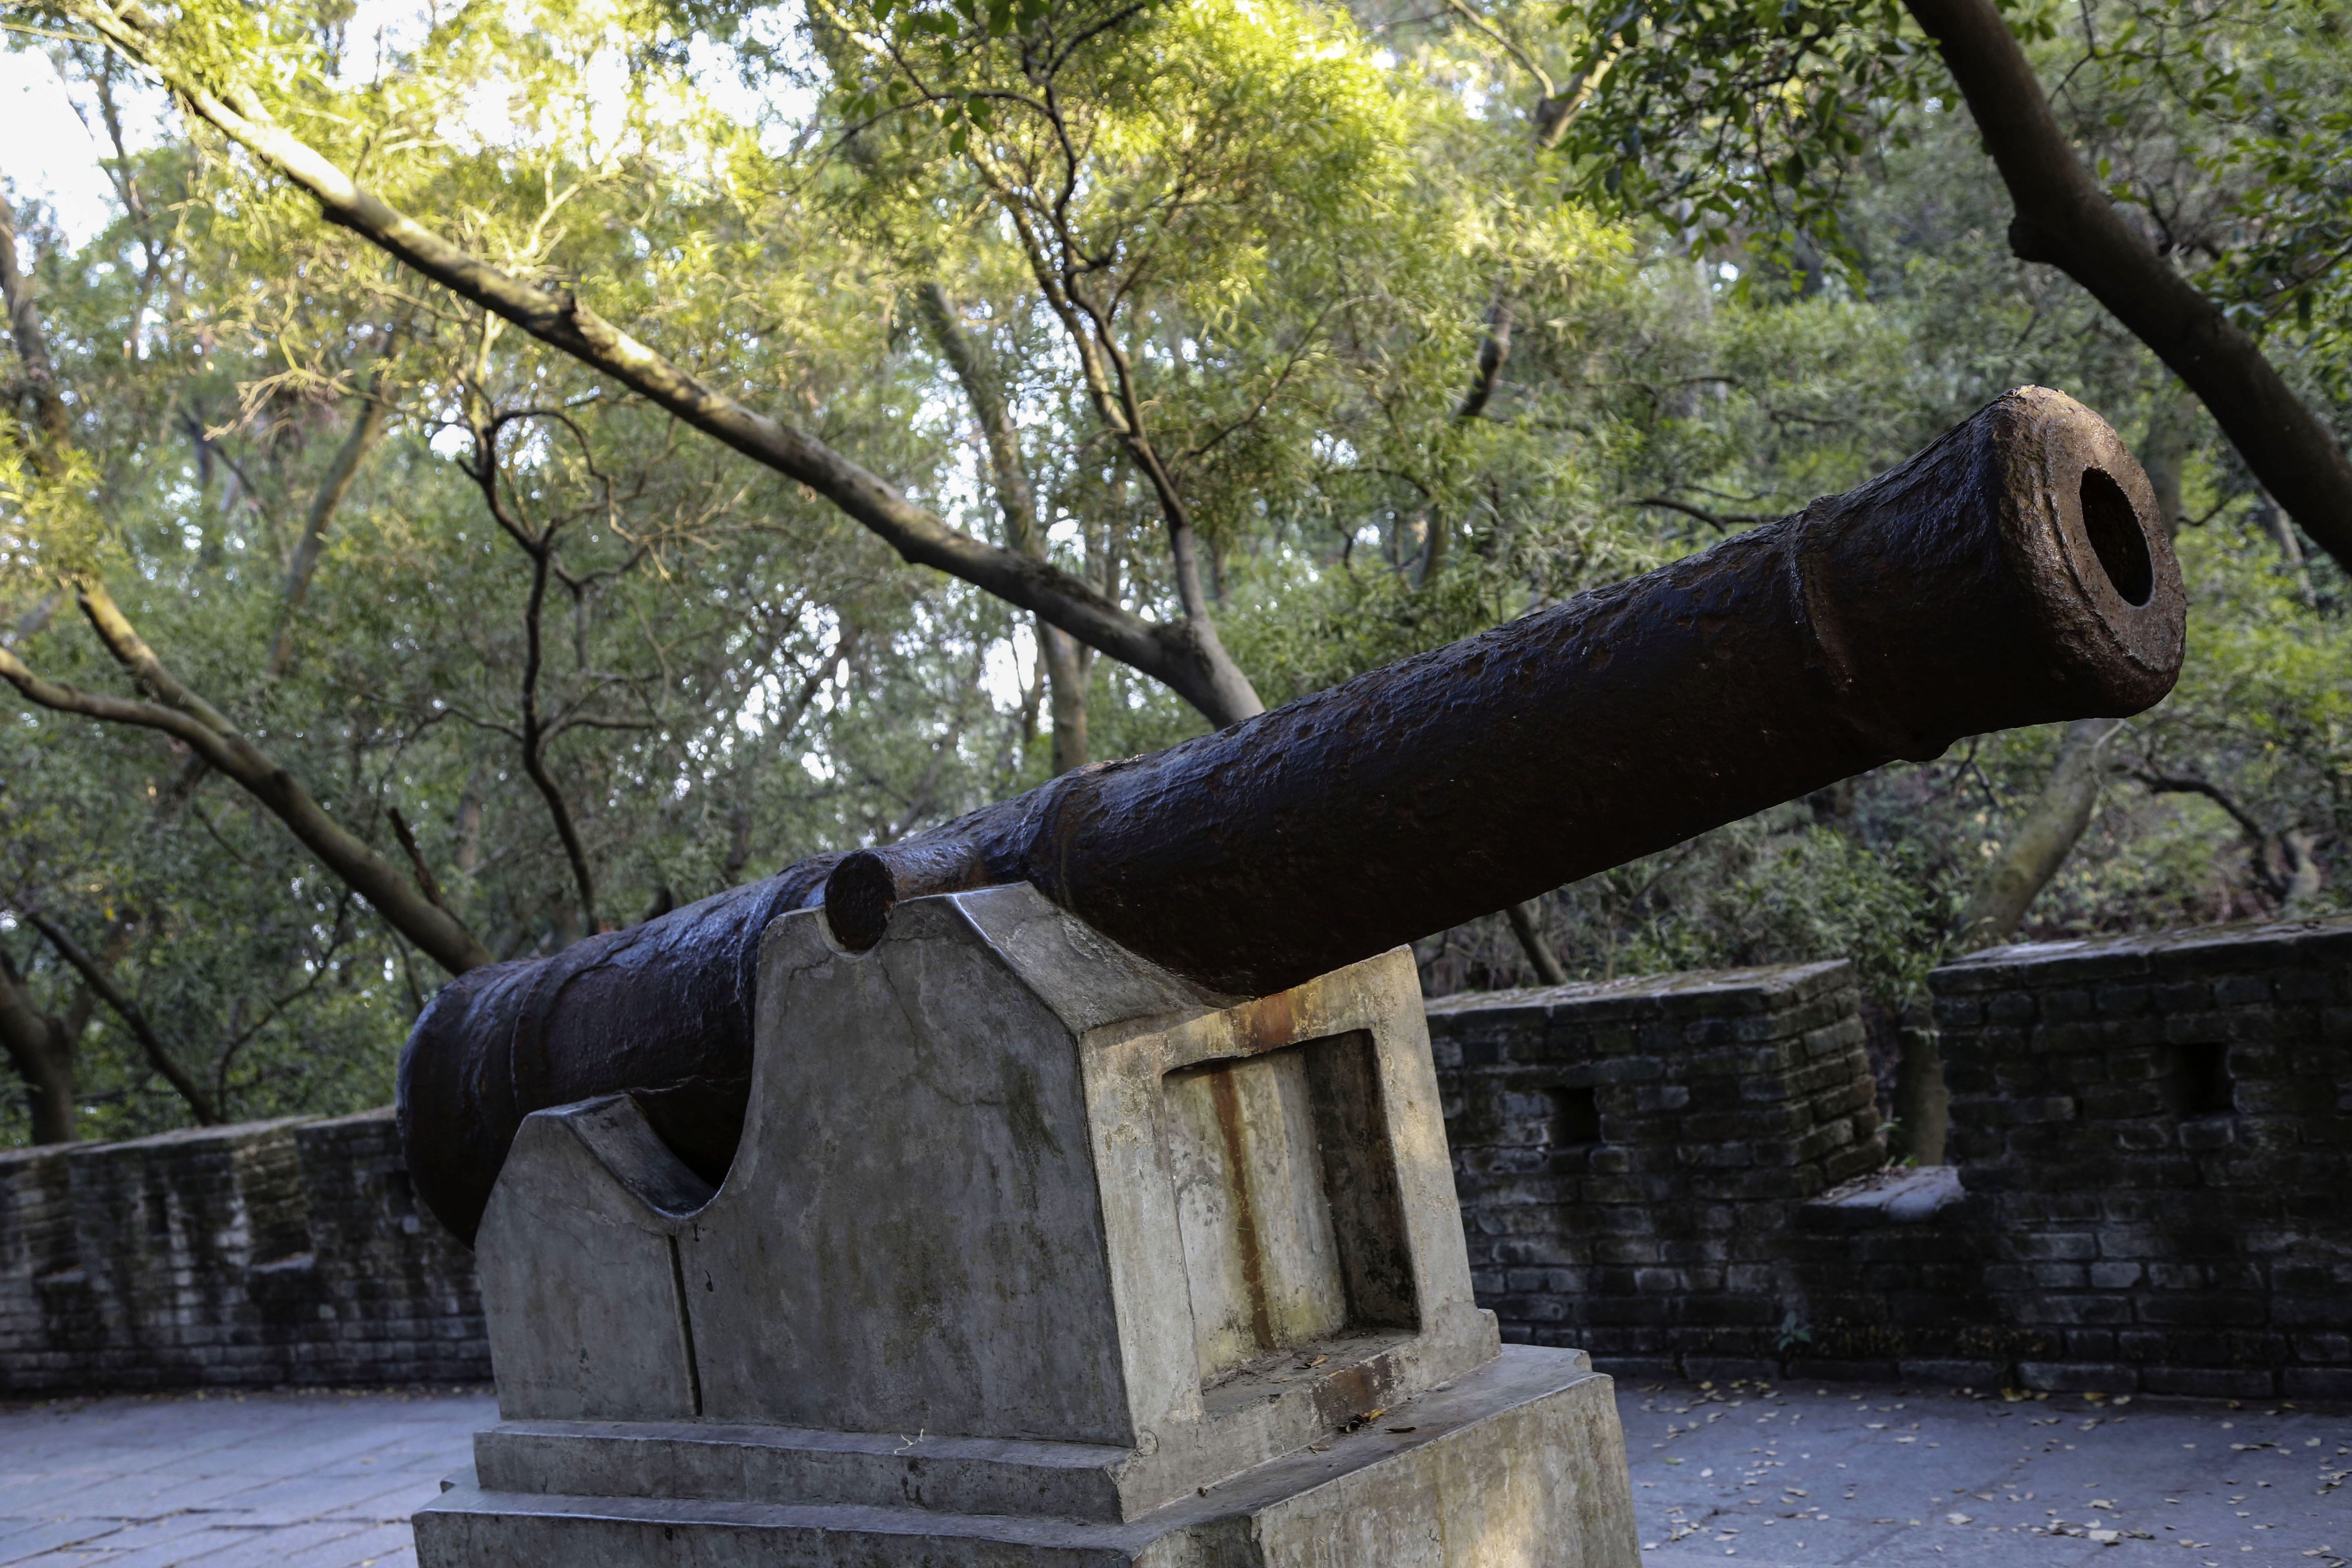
24, 912, 219, 1124
72, 9, 1244, 720
960, 140, 1262, 724
915, 281, 1092, 771
1904, 0, 2352, 565
0, 640, 492, 973
269, 321, 404, 676
387, 806, 445, 909
466, 412, 598, 933
0, 189, 69, 453
2131, 767, 2268, 843
1444, 0, 1555, 99
1633, 495, 1780, 531
1454, 294, 1515, 423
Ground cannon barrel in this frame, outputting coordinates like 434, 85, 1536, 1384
400, 387, 2185, 1242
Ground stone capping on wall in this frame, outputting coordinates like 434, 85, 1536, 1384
1933, 914, 2352, 990
0, 1105, 486, 1394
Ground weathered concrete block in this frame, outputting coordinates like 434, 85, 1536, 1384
433, 887, 1633, 1566
424, 1350, 1633, 1566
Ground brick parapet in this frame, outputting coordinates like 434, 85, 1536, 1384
1426, 918, 2352, 1396
1926, 915, 2352, 1400
15, 917, 2348, 1398
0, 1106, 486, 1393
1428, 960, 1886, 1372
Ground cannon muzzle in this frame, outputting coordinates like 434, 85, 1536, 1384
400, 386, 2184, 1242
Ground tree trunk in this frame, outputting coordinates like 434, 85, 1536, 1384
1954, 717, 2121, 949
27, 913, 220, 1125
1504, 900, 1568, 987
2138, 389, 2189, 539
1904, 0, 2352, 567
0, 951, 76, 1144
1890, 1004, 1949, 1165
268, 336, 399, 675
2252, 493, 2317, 608
914, 283, 1092, 773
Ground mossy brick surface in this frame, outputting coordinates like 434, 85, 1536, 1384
1435, 918, 2352, 1386
0, 1105, 486, 1392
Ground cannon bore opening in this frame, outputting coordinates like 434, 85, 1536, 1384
2079, 465, 2154, 606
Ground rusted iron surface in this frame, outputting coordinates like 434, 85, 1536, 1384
401, 387, 2185, 1242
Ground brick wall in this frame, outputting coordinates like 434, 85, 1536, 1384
1429, 916, 2352, 1397
1929, 917, 2352, 1401
0, 1106, 486, 1393
15, 916, 2348, 1396
1428, 960, 1886, 1376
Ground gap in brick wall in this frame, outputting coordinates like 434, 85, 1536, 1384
1547, 1086, 1601, 1147
2169, 1041, 2235, 1118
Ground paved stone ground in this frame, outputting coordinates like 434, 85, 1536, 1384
0, 1387, 494, 1567
0, 1378, 2345, 1564
1622, 1377, 2352, 1567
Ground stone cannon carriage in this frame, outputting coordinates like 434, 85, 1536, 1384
405, 388, 2185, 1566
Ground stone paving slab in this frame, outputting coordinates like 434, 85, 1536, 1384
1619, 1375, 2352, 1567
2, 1377, 2346, 1565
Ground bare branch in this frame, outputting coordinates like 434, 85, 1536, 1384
1632, 495, 1778, 532
467, 412, 599, 933
269, 319, 406, 676
1444, 0, 1554, 99
25, 912, 219, 1124
2131, 768, 2268, 842
387, 806, 446, 909
0, 640, 492, 973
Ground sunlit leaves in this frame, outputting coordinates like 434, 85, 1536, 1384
1547, 0, 1934, 290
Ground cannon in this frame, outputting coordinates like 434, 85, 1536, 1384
399, 386, 2185, 1247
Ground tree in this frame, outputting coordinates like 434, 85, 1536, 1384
3, 0, 2345, 1152
0, 936, 85, 1142
1541, 0, 2352, 561
0, 188, 494, 976
56, 0, 1281, 728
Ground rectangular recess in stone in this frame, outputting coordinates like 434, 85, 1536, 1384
1302, 1030, 1418, 1331
1164, 1031, 1418, 1383
1165, 1044, 1350, 1376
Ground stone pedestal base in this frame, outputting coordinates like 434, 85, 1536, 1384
416, 1346, 1635, 1566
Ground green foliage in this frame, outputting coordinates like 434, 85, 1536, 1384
1549, 0, 1936, 285
1, 0, 2348, 1149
